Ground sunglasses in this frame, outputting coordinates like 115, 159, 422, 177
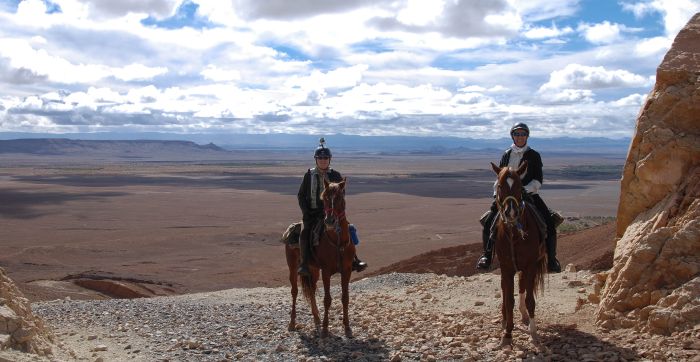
512, 132, 528, 137
316, 157, 330, 160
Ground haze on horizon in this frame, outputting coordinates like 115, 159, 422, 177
0, 0, 697, 140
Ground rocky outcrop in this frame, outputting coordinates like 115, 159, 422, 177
0, 267, 53, 355
596, 13, 700, 335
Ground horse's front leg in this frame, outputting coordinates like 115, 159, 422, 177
517, 272, 529, 326
321, 271, 332, 338
500, 271, 515, 348
341, 265, 353, 338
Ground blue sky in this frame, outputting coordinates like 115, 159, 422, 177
0, 0, 697, 139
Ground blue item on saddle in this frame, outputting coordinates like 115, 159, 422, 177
349, 224, 360, 245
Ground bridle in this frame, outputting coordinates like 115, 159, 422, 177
495, 171, 526, 234
323, 185, 349, 272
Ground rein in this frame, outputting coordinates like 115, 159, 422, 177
324, 192, 349, 272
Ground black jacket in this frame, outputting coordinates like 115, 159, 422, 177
298, 168, 343, 220
499, 148, 543, 187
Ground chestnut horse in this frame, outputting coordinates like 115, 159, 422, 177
292, 178, 355, 338
491, 161, 547, 347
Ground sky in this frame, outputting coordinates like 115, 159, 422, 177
0, 0, 697, 139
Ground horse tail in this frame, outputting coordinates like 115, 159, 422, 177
301, 274, 315, 304
534, 253, 547, 296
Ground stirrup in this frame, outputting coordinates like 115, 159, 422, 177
352, 260, 367, 272
476, 254, 492, 270
547, 258, 561, 273
297, 265, 310, 276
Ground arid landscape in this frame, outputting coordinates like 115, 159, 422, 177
0, 147, 623, 301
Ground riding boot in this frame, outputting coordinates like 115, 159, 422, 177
545, 229, 561, 273
297, 226, 311, 277
352, 255, 367, 272
476, 208, 496, 270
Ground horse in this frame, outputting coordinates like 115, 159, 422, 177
490, 161, 547, 348
293, 177, 355, 338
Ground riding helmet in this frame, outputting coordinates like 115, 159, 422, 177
510, 122, 530, 136
314, 137, 332, 158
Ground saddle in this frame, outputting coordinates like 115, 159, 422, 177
279, 220, 325, 248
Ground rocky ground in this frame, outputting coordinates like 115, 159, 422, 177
2, 270, 699, 361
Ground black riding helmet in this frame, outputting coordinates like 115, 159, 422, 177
314, 137, 332, 158
510, 122, 530, 136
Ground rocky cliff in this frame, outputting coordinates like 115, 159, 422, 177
0, 267, 53, 355
595, 13, 700, 335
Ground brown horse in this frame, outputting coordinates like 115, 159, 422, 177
295, 178, 355, 338
491, 161, 547, 348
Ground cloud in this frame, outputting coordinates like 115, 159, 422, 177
612, 93, 646, 106
622, 0, 700, 37
578, 21, 624, 44
200, 65, 241, 82
539, 64, 652, 92
232, 0, 376, 20
367, 0, 521, 38
0, 38, 167, 84
509, 0, 580, 22
522, 23, 574, 39
70, 0, 181, 19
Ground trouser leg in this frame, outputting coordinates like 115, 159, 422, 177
476, 201, 498, 269
531, 195, 561, 272
297, 220, 313, 276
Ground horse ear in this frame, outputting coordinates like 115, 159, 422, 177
323, 177, 330, 189
491, 162, 501, 175
517, 160, 528, 176
340, 177, 347, 190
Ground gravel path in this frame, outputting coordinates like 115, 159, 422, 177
5, 272, 698, 361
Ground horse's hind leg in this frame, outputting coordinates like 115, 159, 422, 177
287, 248, 299, 331
289, 272, 298, 331
341, 268, 352, 338
321, 271, 332, 338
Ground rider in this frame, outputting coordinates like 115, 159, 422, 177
476, 123, 562, 273
297, 138, 368, 277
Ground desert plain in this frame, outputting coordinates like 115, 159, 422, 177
0, 149, 623, 301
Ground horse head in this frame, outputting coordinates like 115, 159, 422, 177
322, 177, 347, 231
491, 161, 528, 225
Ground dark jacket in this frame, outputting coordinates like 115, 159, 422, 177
499, 148, 543, 188
298, 168, 343, 220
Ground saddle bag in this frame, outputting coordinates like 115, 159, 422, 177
280, 221, 302, 246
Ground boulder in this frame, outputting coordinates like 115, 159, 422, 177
0, 267, 53, 355
596, 13, 700, 335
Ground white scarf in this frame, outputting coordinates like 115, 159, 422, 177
508, 144, 530, 170
310, 167, 329, 209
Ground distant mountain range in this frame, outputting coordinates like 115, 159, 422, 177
0, 138, 227, 159
0, 133, 631, 156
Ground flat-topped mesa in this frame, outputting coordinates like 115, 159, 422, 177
595, 13, 700, 335
0, 267, 54, 355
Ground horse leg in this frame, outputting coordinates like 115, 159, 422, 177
287, 247, 298, 331
341, 266, 352, 338
517, 272, 529, 326
523, 267, 539, 342
289, 271, 298, 331
321, 271, 332, 338
500, 271, 515, 348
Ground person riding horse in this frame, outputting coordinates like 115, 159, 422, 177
476, 123, 562, 273
297, 138, 367, 277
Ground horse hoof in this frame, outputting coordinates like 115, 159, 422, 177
500, 337, 512, 349
345, 328, 353, 339
288, 323, 296, 332
321, 330, 329, 339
